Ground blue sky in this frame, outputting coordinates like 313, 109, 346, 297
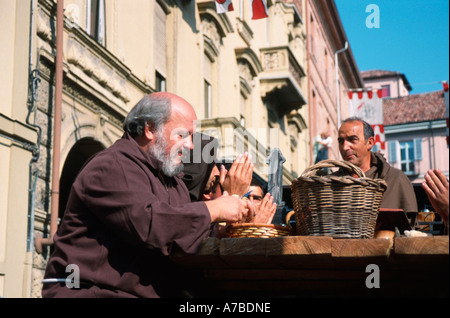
334, 0, 449, 94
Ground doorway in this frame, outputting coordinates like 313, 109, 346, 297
58, 138, 105, 220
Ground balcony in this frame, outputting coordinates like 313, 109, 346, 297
259, 46, 307, 114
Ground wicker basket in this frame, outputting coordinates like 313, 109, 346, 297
225, 223, 293, 238
291, 159, 387, 239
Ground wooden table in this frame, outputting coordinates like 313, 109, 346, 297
171, 236, 449, 298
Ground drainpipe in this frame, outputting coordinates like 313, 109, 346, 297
335, 41, 348, 160
35, 0, 63, 251
335, 41, 348, 128
25, 0, 42, 297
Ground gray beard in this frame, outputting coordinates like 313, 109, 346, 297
148, 132, 185, 177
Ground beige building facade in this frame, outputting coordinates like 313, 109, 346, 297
0, 0, 361, 298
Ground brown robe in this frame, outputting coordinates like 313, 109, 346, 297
42, 133, 211, 298
365, 152, 418, 213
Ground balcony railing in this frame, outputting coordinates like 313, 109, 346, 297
198, 117, 295, 184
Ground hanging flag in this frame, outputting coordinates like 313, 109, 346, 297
215, 0, 234, 14
250, 0, 268, 20
348, 89, 385, 153
372, 124, 385, 153
348, 90, 383, 124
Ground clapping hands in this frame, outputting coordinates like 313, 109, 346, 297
220, 152, 253, 197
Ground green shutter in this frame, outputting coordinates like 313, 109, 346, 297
414, 138, 423, 161
388, 141, 397, 163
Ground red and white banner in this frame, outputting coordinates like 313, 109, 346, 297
348, 90, 385, 152
372, 124, 385, 153
215, 0, 234, 14
444, 81, 449, 145
250, 0, 268, 20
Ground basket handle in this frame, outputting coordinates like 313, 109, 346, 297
300, 159, 366, 178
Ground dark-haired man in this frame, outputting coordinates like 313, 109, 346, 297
338, 117, 417, 213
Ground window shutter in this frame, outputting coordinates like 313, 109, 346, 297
414, 138, 423, 160
388, 141, 397, 163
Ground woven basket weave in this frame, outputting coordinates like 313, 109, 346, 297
225, 223, 293, 238
291, 159, 387, 239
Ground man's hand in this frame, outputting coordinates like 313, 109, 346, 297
422, 169, 449, 227
246, 193, 277, 224
220, 153, 254, 197
205, 191, 249, 223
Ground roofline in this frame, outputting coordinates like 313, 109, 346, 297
362, 71, 412, 91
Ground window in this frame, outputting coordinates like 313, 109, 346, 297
381, 85, 390, 98
400, 141, 415, 174
390, 139, 422, 175
155, 72, 166, 92
86, 0, 106, 45
155, 2, 167, 81
310, 15, 315, 57
203, 49, 213, 118
239, 0, 244, 19
240, 92, 246, 127
240, 114, 246, 127
204, 80, 212, 118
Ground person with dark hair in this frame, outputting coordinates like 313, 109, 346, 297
182, 133, 221, 202
42, 92, 250, 298
338, 117, 417, 213
182, 132, 254, 201
246, 182, 276, 224
182, 134, 276, 228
